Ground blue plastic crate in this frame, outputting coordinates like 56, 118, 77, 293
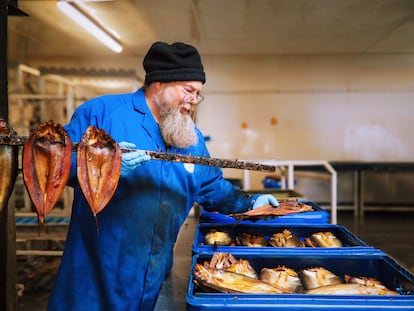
192, 223, 377, 255
261, 177, 296, 189
199, 200, 329, 225
187, 252, 414, 310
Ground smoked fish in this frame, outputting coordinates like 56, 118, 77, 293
303, 283, 398, 295
77, 126, 121, 223
23, 120, 72, 226
230, 199, 313, 220
193, 264, 289, 294
0, 119, 18, 213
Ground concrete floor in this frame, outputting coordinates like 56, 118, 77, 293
16, 209, 414, 311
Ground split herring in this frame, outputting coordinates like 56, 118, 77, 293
0, 119, 18, 213
193, 264, 288, 294
77, 126, 122, 226
303, 283, 398, 295
230, 199, 314, 220
22, 120, 72, 227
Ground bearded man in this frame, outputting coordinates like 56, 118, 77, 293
47, 42, 278, 311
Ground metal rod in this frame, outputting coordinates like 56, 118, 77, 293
145, 150, 275, 172
8, 94, 67, 100
0, 134, 276, 172
16, 250, 63, 257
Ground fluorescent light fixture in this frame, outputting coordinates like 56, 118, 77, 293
57, 1, 122, 53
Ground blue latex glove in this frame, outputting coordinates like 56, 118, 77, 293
253, 194, 279, 209
119, 141, 151, 176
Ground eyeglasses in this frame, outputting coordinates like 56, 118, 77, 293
180, 86, 204, 105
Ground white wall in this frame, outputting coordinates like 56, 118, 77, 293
22, 53, 414, 166
196, 54, 414, 163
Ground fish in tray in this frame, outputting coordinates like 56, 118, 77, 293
204, 230, 233, 246
304, 231, 343, 248
224, 258, 259, 279
343, 275, 398, 295
229, 198, 313, 220
193, 264, 289, 294
236, 232, 268, 247
195, 252, 289, 294
299, 267, 342, 290
208, 252, 239, 270
268, 229, 305, 247
299, 268, 398, 295
208, 252, 258, 279
260, 266, 303, 292
303, 283, 399, 295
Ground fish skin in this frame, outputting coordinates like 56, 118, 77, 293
23, 120, 71, 225
208, 252, 258, 279
209, 252, 238, 270
193, 264, 289, 294
344, 275, 398, 294
230, 199, 313, 220
269, 229, 304, 247
236, 232, 268, 247
260, 266, 303, 292
303, 283, 399, 295
225, 259, 259, 279
204, 230, 232, 246
0, 119, 18, 213
308, 231, 343, 248
299, 267, 342, 290
77, 126, 121, 217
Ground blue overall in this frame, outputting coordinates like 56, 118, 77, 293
47, 88, 257, 311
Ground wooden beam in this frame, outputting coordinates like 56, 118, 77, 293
0, 2, 17, 310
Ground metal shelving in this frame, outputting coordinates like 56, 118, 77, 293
242, 160, 337, 224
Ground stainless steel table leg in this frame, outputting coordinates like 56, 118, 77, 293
359, 171, 365, 219
353, 170, 359, 218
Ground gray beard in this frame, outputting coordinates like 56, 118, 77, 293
156, 98, 198, 149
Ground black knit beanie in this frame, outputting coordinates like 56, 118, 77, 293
143, 42, 206, 84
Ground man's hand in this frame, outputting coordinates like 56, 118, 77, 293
253, 194, 279, 209
119, 141, 151, 176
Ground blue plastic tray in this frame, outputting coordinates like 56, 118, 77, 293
199, 200, 329, 225
192, 223, 377, 255
187, 252, 414, 310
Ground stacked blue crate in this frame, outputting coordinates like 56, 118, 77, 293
188, 197, 414, 309
187, 252, 414, 310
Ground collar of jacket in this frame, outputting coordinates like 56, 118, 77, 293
132, 88, 167, 151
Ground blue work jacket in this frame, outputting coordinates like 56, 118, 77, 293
47, 88, 257, 311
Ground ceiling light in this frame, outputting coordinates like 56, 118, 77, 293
56, 1, 122, 53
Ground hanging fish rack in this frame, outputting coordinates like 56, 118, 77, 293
0, 134, 277, 173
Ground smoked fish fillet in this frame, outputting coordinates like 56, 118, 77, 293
77, 126, 121, 223
0, 119, 18, 213
23, 120, 71, 226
